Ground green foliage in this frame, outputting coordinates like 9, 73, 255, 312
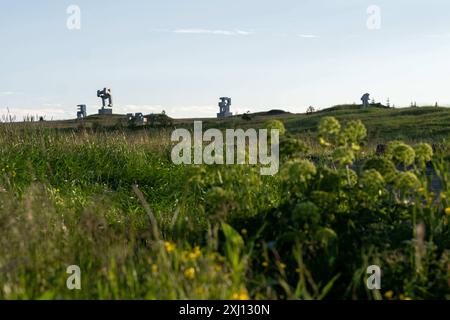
264, 119, 286, 136
414, 143, 433, 166
0, 118, 449, 300
387, 141, 416, 166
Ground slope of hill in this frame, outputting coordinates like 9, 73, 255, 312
175, 105, 450, 141
3, 105, 450, 142
283, 105, 450, 141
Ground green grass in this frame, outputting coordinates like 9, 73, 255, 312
14, 105, 450, 142
282, 106, 450, 141
0, 108, 449, 300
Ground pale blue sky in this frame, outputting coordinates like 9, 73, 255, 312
1, 0, 450, 119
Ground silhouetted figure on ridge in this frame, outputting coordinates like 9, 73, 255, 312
361, 93, 370, 109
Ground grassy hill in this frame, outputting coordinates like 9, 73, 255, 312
283, 105, 450, 141
3, 104, 450, 142
0, 103, 449, 299
176, 105, 450, 142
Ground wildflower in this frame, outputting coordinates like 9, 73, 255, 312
151, 264, 158, 274
319, 117, 341, 137
342, 120, 367, 145
281, 159, 317, 184
362, 157, 397, 183
184, 267, 196, 280
239, 291, 250, 300
278, 262, 287, 270
265, 119, 286, 136
241, 229, 247, 235
414, 143, 433, 164
196, 287, 205, 295
231, 288, 250, 300
319, 137, 332, 147
384, 290, 394, 299
445, 208, 450, 216
332, 147, 355, 165
189, 246, 202, 260
181, 250, 189, 262
394, 172, 420, 192
360, 169, 385, 193
262, 261, 269, 268
292, 201, 320, 226
386, 141, 415, 166
164, 241, 176, 253
208, 252, 219, 260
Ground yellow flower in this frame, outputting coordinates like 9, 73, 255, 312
319, 137, 332, 147
262, 261, 269, 268
208, 253, 218, 260
231, 288, 250, 300
384, 290, 394, 299
196, 287, 205, 295
184, 267, 196, 280
181, 250, 189, 262
188, 246, 202, 260
241, 229, 248, 235
213, 264, 222, 273
418, 187, 425, 194
164, 241, 176, 253
151, 264, 158, 274
278, 262, 287, 270
445, 208, 450, 216
239, 292, 249, 300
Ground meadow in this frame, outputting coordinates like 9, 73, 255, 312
0, 106, 449, 300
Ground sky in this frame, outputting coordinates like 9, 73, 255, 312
1, 0, 450, 120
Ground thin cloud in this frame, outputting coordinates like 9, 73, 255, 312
43, 103, 63, 107
299, 34, 318, 39
235, 30, 253, 36
118, 105, 164, 114
1, 107, 68, 121
0, 91, 14, 96
423, 33, 450, 38
173, 28, 253, 36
